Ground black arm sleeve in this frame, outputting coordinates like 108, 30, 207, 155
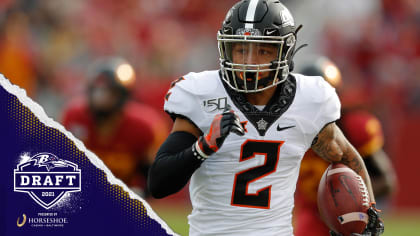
147, 131, 203, 199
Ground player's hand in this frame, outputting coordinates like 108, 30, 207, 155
329, 204, 384, 236
195, 105, 244, 158
361, 204, 384, 236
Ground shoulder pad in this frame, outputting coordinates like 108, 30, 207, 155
164, 70, 221, 131
294, 73, 341, 131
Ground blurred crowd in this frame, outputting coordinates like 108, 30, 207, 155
0, 0, 238, 118
1, 0, 418, 117
288, 0, 420, 113
286, 0, 420, 210
1, 0, 419, 209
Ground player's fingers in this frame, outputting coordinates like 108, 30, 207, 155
221, 119, 237, 134
221, 113, 244, 135
376, 221, 384, 234
228, 117, 244, 135
223, 118, 242, 131
231, 125, 245, 136
222, 111, 240, 122
223, 104, 232, 114
220, 114, 235, 126
232, 117, 245, 135
222, 112, 235, 119
221, 119, 244, 136
222, 123, 243, 137
221, 125, 233, 137
233, 115, 242, 127
221, 112, 238, 127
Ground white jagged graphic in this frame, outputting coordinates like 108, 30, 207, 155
0, 74, 177, 235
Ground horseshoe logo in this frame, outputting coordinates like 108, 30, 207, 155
17, 214, 26, 227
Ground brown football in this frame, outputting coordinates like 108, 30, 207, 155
317, 163, 370, 236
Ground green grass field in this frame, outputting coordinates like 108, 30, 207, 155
149, 201, 191, 236
382, 213, 420, 236
149, 201, 420, 236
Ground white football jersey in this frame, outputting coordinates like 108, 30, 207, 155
164, 70, 340, 236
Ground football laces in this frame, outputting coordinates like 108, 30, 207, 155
356, 175, 370, 208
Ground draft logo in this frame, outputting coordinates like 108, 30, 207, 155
14, 152, 81, 209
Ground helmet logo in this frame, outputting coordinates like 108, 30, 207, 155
266, 29, 277, 35
236, 28, 261, 36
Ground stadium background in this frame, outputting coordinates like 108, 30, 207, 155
0, 0, 419, 235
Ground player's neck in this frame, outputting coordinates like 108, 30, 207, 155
245, 86, 276, 105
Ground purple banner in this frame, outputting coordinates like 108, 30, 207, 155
0, 75, 175, 235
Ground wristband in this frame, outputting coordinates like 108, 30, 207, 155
192, 141, 209, 161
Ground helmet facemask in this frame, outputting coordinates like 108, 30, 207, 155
218, 31, 296, 93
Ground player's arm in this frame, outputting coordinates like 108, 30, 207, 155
312, 122, 375, 202
312, 122, 384, 236
147, 108, 244, 199
147, 118, 201, 199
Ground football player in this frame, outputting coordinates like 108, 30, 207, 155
147, 1, 384, 235
294, 56, 396, 236
62, 57, 167, 197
